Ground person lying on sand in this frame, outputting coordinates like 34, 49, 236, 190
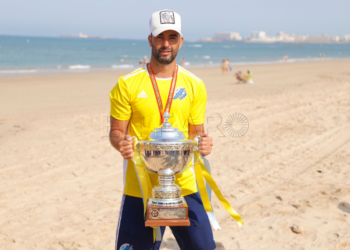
235, 71, 243, 81
235, 70, 254, 84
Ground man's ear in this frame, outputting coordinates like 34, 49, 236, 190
148, 35, 152, 47
178, 36, 184, 50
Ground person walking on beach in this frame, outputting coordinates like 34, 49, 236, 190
221, 59, 226, 75
226, 58, 231, 72
144, 56, 149, 64
222, 59, 230, 75
109, 9, 216, 250
139, 58, 144, 66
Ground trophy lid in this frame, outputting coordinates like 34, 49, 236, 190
148, 112, 186, 141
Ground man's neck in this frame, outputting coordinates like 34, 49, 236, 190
149, 57, 177, 78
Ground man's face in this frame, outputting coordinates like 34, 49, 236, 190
148, 30, 184, 64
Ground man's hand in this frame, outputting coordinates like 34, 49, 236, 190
118, 135, 134, 159
198, 133, 213, 157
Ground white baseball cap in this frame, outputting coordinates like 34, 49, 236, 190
149, 10, 182, 37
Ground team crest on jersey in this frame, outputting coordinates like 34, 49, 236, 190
173, 87, 187, 100
160, 11, 175, 24
119, 244, 133, 250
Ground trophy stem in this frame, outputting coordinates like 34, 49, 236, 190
149, 168, 185, 207
158, 169, 175, 186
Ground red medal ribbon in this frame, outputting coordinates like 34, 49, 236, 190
147, 63, 178, 124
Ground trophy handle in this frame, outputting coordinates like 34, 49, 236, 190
190, 135, 203, 166
194, 136, 201, 151
129, 137, 156, 174
130, 136, 139, 150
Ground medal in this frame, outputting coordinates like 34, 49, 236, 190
147, 63, 178, 124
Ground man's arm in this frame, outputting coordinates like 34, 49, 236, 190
188, 124, 204, 139
109, 116, 134, 159
189, 123, 213, 157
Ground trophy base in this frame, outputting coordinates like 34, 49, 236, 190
145, 203, 190, 227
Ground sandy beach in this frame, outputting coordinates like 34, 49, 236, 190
1, 60, 350, 250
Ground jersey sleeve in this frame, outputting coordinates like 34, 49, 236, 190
110, 77, 132, 120
189, 81, 207, 125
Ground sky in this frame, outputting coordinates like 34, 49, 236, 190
1, 0, 350, 40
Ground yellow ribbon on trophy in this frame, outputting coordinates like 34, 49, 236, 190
131, 138, 152, 216
131, 138, 159, 242
193, 140, 244, 227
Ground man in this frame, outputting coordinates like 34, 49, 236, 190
109, 10, 215, 250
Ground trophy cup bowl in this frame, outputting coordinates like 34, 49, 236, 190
132, 112, 200, 226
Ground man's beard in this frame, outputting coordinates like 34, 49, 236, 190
152, 45, 178, 64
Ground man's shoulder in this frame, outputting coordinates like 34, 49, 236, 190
119, 66, 147, 82
178, 66, 203, 83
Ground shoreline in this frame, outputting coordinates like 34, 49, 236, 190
1, 57, 350, 77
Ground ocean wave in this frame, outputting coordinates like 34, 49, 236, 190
0, 69, 38, 74
189, 44, 202, 48
111, 64, 134, 69
283, 57, 329, 63
228, 57, 334, 66
202, 55, 210, 59
69, 65, 91, 69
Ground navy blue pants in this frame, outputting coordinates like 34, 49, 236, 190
115, 192, 216, 250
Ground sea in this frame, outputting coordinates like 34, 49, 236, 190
1, 35, 349, 75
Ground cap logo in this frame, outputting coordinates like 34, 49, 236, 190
160, 11, 175, 24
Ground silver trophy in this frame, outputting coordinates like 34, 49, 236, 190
132, 111, 200, 226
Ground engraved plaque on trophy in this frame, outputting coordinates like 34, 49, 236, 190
132, 112, 200, 227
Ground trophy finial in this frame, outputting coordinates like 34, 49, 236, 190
163, 111, 170, 122
162, 111, 171, 128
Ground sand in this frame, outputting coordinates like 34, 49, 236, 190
1, 60, 350, 250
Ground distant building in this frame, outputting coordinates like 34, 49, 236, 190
60, 32, 110, 39
250, 31, 266, 39
247, 31, 276, 42
276, 31, 295, 42
307, 34, 330, 43
214, 32, 242, 41
202, 31, 349, 44
78, 32, 88, 38
341, 34, 350, 42
330, 36, 340, 42
294, 35, 307, 42
201, 37, 213, 42
278, 31, 287, 37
